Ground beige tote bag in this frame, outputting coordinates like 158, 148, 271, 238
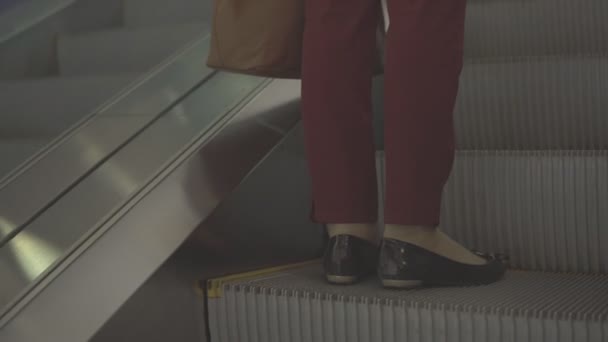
207, 0, 389, 79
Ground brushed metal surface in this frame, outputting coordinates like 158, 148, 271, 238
0, 140, 47, 180
123, 0, 212, 28
57, 23, 208, 76
0, 0, 124, 79
0, 78, 302, 342
0, 74, 137, 138
93, 92, 318, 342
0, 116, 152, 245
0, 0, 76, 44
0, 34, 213, 246
100, 35, 213, 116
0, 71, 269, 317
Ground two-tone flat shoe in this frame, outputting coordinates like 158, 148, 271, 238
378, 238, 508, 288
323, 235, 378, 285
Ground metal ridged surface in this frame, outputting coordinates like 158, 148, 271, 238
456, 56, 608, 149
465, 0, 608, 59
377, 151, 608, 273
208, 265, 608, 342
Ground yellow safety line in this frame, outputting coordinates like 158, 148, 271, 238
206, 259, 320, 298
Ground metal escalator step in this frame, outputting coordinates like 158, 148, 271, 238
465, 0, 608, 58
376, 151, 608, 274
456, 56, 608, 149
207, 263, 608, 342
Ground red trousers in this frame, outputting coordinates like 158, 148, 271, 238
301, 0, 467, 225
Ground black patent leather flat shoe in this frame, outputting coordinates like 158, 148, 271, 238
323, 235, 378, 285
378, 238, 508, 289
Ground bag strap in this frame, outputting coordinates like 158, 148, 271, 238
381, 0, 389, 33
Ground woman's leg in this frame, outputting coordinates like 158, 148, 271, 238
301, 0, 380, 229
301, 0, 382, 284
383, 0, 486, 265
384, 0, 466, 226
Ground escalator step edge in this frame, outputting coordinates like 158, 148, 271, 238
206, 262, 608, 342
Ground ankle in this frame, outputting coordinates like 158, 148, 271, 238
327, 223, 378, 244
383, 224, 437, 241
383, 225, 487, 265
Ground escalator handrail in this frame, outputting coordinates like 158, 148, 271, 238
0, 32, 213, 247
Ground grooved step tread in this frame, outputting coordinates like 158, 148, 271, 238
211, 263, 608, 322
464, 0, 608, 58
373, 151, 608, 274
458, 56, 608, 149
208, 263, 608, 342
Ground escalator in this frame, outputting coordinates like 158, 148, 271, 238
0, 0, 209, 179
0, 0, 607, 341
1, 1, 304, 340
202, 0, 608, 341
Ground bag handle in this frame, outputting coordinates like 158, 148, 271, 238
381, 0, 389, 33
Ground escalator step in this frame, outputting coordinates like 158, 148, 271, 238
376, 151, 608, 274
456, 56, 608, 149
465, 0, 608, 58
207, 263, 608, 342
374, 56, 608, 151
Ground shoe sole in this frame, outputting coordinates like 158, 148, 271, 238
326, 275, 358, 285
382, 279, 424, 289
